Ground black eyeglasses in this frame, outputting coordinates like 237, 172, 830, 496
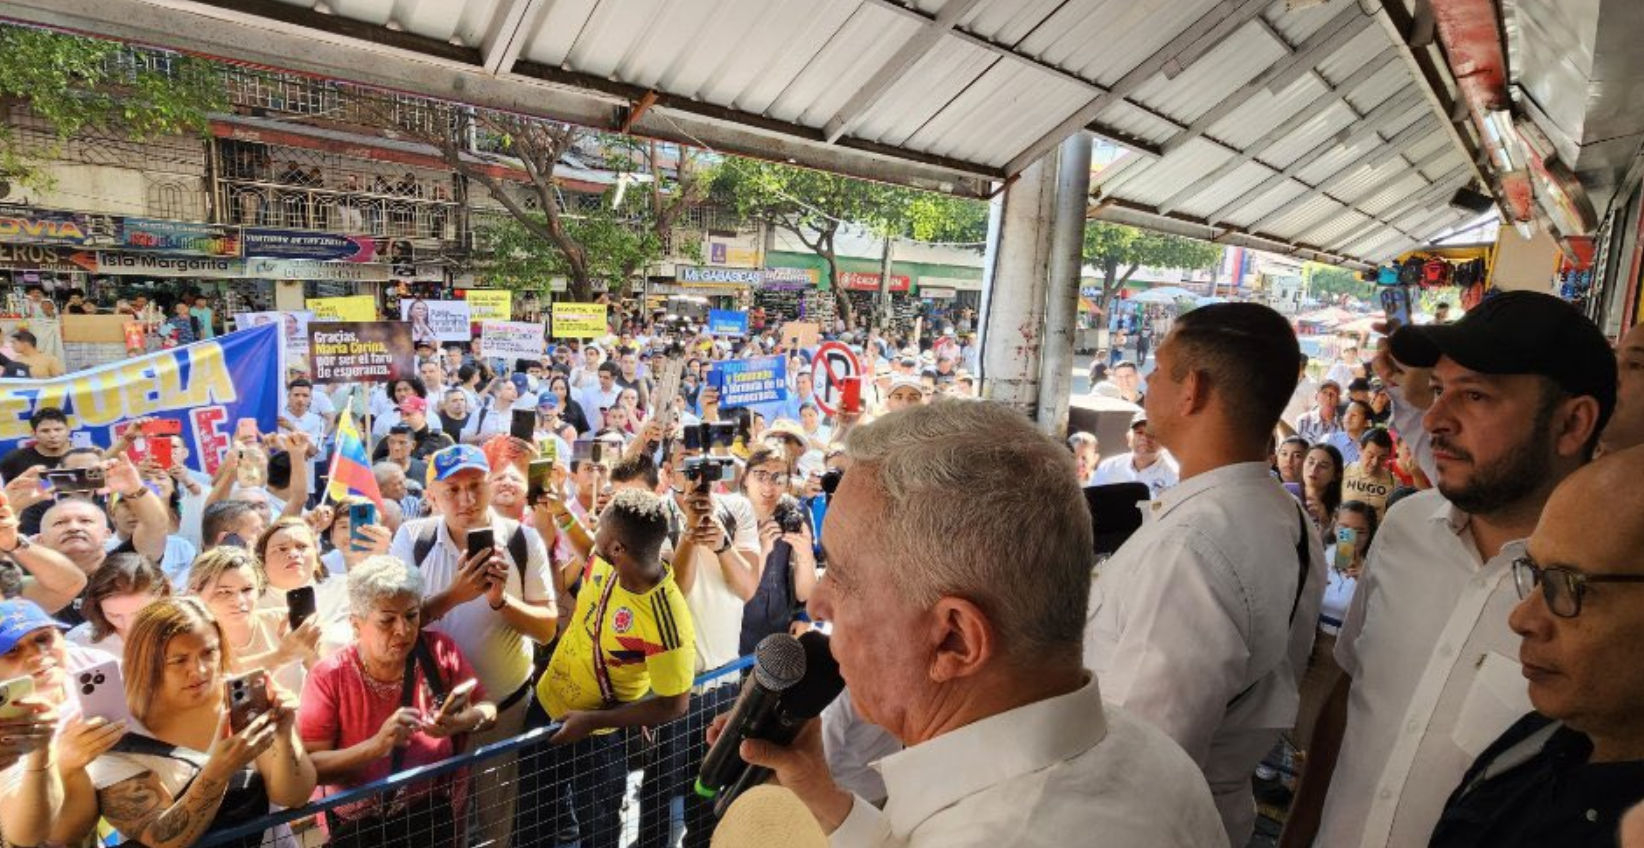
1512, 556, 1644, 618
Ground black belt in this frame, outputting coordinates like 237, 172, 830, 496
498, 679, 534, 713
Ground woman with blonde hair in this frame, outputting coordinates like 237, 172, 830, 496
87, 597, 317, 848
254, 516, 356, 662
188, 546, 317, 695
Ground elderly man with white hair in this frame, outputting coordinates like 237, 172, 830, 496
729, 401, 1223, 847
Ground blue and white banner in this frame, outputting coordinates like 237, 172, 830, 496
710, 355, 788, 408
0, 324, 282, 477
708, 309, 749, 337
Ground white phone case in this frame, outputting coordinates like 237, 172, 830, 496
0, 675, 36, 720
74, 660, 132, 725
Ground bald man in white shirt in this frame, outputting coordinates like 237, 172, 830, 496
729, 402, 1222, 848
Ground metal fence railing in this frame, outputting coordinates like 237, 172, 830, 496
193, 655, 754, 848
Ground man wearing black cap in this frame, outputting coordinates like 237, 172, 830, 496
1280, 291, 1617, 848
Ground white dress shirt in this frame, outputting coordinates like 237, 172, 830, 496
821, 689, 902, 805
828, 677, 1223, 848
1091, 452, 1181, 497
1320, 490, 1530, 848
1084, 462, 1326, 845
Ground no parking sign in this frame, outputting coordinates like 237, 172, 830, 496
811, 341, 862, 416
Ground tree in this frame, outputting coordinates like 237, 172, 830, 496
712, 157, 986, 325
0, 26, 226, 191
1305, 262, 1376, 305
1083, 221, 1223, 313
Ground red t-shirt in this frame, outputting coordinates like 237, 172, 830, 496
297, 632, 486, 822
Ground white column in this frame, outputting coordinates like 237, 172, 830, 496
1035, 132, 1093, 437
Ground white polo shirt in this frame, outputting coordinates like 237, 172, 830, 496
1320, 489, 1530, 848
1091, 452, 1180, 497
1084, 462, 1325, 845
389, 515, 555, 701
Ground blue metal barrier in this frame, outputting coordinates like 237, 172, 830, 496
194, 655, 755, 848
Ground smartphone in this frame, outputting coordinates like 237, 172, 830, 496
466, 527, 495, 564
434, 678, 479, 719
149, 437, 174, 470
235, 418, 259, 441
1380, 285, 1412, 330
537, 436, 558, 464
589, 441, 606, 466
142, 419, 183, 438
0, 676, 36, 720
348, 501, 377, 552
1335, 526, 1359, 571
286, 585, 317, 630
707, 422, 736, 454
225, 670, 271, 734
527, 458, 554, 504
681, 423, 705, 452
510, 407, 537, 442
74, 660, 132, 725
44, 467, 105, 495
840, 375, 863, 415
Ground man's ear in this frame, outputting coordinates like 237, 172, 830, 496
927, 596, 996, 684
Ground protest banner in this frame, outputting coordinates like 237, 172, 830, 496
780, 321, 821, 350
400, 299, 471, 344
308, 295, 377, 321
307, 322, 414, 386
236, 311, 314, 379
811, 341, 861, 416
710, 355, 788, 408
464, 289, 512, 322
120, 218, 240, 256
243, 228, 376, 262
0, 323, 281, 477
552, 303, 608, 339
481, 321, 545, 361
708, 309, 749, 337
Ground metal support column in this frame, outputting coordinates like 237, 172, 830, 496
1036, 132, 1093, 437
979, 149, 1059, 416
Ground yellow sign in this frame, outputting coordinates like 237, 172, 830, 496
307, 295, 376, 321
551, 303, 608, 339
465, 289, 512, 322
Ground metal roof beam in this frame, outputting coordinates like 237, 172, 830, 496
1004, 0, 1274, 176
478, 0, 551, 76
1090, 197, 1375, 269
1159, 6, 1367, 157
1288, 145, 1457, 243
1319, 167, 1473, 253
1203, 88, 1427, 225
1144, 49, 1394, 214
822, 0, 988, 144
1241, 116, 1437, 235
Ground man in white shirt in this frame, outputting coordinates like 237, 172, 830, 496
735, 401, 1224, 848
1293, 380, 1345, 444
1084, 304, 1326, 846
1091, 411, 1180, 496
1279, 291, 1617, 848
577, 361, 622, 434
390, 444, 557, 848
1325, 342, 1362, 388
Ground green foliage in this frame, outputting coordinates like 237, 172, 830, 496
0, 26, 227, 188
1305, 262, 1377, 303
1082, 221, 1222, 310
476, 187, 662, 295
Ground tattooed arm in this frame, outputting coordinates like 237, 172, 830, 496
97, 769, 233, 848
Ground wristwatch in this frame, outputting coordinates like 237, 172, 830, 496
121, 486, 150, 500
1, 535, 30, 555
714, 536, 733, 554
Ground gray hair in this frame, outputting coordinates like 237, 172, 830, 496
843, 402, 1093, 664
346, 555, 423, 617
1066, 431, 1099, 453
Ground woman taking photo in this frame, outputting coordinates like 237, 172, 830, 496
188, 546, 320, 694
89, 598, 317, 848
298, 556, 494, 848
66, 553, 172, 657
1302, 443, 1344, 539
546, 374, 592, 437
737, 446, 817, 655
255, 518, 355, 670
319, 497, 395, 577
1292, 500, 1378, 748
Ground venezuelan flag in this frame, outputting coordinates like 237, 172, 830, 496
326, 411, 384, 509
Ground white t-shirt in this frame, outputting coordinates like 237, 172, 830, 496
388, 516, 554, 699
65, 623, 125, 660
1091, 452, 1180, 498
679, 493, 760, 674
256, 576, 352, 665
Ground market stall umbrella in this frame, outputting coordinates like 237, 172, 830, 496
1131, 288, 1194, 305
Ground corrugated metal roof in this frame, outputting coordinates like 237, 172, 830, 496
1, 0, 1493, 267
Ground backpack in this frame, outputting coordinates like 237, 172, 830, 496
411, 517, 529, 583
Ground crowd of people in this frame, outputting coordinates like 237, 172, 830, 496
1, 289, 1642, 848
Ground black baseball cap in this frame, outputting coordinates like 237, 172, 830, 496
1388, 291, 1616, 421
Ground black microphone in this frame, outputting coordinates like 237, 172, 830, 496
696, 630, 844, 817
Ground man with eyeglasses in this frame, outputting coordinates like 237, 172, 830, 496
1280, 292, 1617, 848
1427, 445, 1644, 847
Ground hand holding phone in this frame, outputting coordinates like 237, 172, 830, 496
348, 502, 378, 552
74, 660, 132, 726
286, 585, 318, 630
225, 670, 271, 734
1335, 527, 1359, 571
1380, 286, 1413, 331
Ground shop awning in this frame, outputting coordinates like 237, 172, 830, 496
2, 0, 1498, 267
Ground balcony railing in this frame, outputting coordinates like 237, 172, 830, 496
218, 179, 461, 242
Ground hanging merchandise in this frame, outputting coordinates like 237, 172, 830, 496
1398, 257, 1425, 287
1421, 257, 1453, 288
1377, 266, 1400, 285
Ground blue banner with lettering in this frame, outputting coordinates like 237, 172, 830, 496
710, 355, 788, 408
0, 324, 282, 477
708, 309, 749, 337
243, 228, 377, 262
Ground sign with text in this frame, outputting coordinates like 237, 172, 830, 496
838, 271, 912, 292
480, 321, 545, 361
246, 258, 391, 281
0, 205, 119, 247
400, 299, 471, 344
0, 244, 85, 272
463, 289, 512, 322
243, 228, 376, 262
708, 309, 749, 337
307, 322, 414, 385
121, 218, 241, 256
551, 303, 608, 339
0, 324, 280, 477
92, 252, 246, 278
761, 267, 820, 290
308, 295, 378, 322
710, 355, 788, 408
679, 265, 762, 285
